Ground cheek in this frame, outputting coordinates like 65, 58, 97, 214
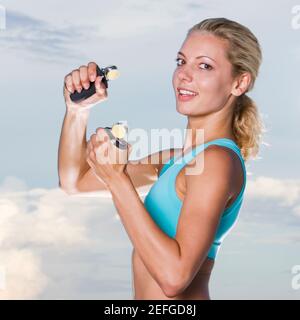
198, 73, 222, 92
196, 74, 231, 110
199, 72, 231, 102
172, 71, 177, 89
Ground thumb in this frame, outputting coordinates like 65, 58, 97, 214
95, 76, 107, 96
127, 143, 132, 155
63, 84, 73, 104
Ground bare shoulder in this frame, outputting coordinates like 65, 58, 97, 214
185, 144, 240, 173
183, 144, 243, 206
204, 144, 243, 180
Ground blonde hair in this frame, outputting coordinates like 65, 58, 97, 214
187, 18, 265, 161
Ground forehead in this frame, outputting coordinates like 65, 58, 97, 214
179, 32, 229, 61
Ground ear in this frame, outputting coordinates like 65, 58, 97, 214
231, 72, 251, 97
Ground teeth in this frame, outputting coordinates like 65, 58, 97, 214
178, 89, 197, 96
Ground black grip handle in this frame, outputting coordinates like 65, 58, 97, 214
70, 66, 108, 102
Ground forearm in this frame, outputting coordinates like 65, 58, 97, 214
58, 108, 90, 192
107, 172, 182, 291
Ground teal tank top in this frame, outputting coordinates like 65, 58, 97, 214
144, 138, 247, 260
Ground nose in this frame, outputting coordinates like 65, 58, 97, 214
176, 64, 194, 82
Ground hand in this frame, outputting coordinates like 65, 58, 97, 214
86, 128, 132, 187
63, 62, 108, 111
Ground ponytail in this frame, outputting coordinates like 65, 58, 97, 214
232, 94, 265, 161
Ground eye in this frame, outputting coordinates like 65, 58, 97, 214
175, 58, 212, 70
199, 63, 212, 70
175, 58, 184, 66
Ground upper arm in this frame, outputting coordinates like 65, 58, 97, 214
174, 145, 235, 290
75, 148, 180, 194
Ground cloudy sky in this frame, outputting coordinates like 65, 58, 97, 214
0, 0, 299, 299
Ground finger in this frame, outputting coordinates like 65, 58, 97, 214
64, 74, 75, 93
88, 62, 97, 82
96, 127, 108, 142
71, 69, 82, 93
91, 133, 98, 146
97, 140, 109, 158
104, 144, 109, 157
86, 157, 95, 170
89, 149, 97, 164
79, 65, 90, 90
106, 138, 121, 163
128, 143, 132, 154
95, 141, 110, 164
94, 76, 107, 97
99, 128, 110, 142
86, 140, 93, 155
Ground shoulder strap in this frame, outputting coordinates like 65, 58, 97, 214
159, 156, 175, 177
174, 138, 244, 167
165, 138, 246, 193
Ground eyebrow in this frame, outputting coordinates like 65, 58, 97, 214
177, 51, 216, 63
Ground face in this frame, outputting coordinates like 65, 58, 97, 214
172, 31, 236, 116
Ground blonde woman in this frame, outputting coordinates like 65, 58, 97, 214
58, 18, 264, 300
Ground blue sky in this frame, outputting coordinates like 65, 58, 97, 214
0, 0, 299, 299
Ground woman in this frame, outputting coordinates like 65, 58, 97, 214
58, 17, 264, 299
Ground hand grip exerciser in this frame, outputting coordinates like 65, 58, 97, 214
104, 122, 128, 150
70, 65, 120, 102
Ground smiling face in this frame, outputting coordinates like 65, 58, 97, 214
172, 31, 236, 116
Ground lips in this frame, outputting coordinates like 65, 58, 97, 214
177, 92, 198, 102
177, 87, 198, 95
177, 87, 198, 102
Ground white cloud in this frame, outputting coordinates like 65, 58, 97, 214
0, 249, 48, 299
0, 176, 132, 299
0, 176, 27, 193
246, 176, 300, 206
0, 189, 89, 248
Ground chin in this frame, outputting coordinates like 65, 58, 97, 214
176, 102, 197, 116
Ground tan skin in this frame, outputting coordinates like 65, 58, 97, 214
58, 31, 251, 299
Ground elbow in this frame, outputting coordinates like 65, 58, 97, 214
163, 281, 186, 299
161, 272, 188, 298
59, 181, 79, 195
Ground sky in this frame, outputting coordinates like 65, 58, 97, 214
0, 0, 299, 299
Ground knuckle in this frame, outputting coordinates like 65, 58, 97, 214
64, 73, 71, 82
96, 127, 104, 134
88, 61, 97, 68
91, 134, 97, 142
88, 72, 95, 79
72, 69, 79, 75
96, 91, 105, 98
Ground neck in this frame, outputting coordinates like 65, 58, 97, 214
183, 109, 236, 153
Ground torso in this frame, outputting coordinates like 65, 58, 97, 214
132, 143, 244, 300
